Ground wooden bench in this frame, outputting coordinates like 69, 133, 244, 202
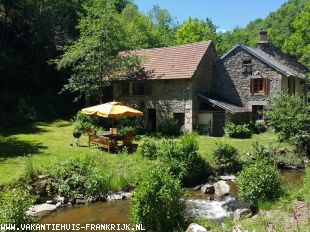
85, 128, 116, 152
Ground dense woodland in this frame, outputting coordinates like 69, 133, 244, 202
0, 0, 309, 127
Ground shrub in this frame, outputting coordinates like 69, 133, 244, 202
159, 115, 180, 136
249, 120, 267, 134
225, 122, 252, 138
213, 143, 242, 173
238, 162, 281, 205
72, 111, 101, 133
116, 116, 145, 135
48, 155, 111, 201
267, 93, 310, 141
140, 138, 158, 160
158, 133, 206, 181
130, 168, 187, 232
0, 188, 36, 226
118, 126, 135, 136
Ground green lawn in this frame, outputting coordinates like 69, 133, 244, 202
0, 120, 280, 186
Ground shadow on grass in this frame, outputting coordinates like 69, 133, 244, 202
0, 121, 53, 137
0, 137, 47, 161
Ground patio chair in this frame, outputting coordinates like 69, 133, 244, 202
122, 131, 134, 146
109, 128, 118, 135
85, 128, 116, 152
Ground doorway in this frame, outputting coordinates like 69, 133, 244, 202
148, 109, 157, 131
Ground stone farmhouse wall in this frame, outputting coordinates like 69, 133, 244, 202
214, 47, 283, 110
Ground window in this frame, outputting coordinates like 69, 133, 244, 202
288, 77, 295, 95
250, 78, 271, 94
120, 83, 129, 96
252, 105, 264, 120
242, 60, 252, 76
132, 82, 151, 96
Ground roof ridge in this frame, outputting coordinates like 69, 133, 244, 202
122, 41, 212, 53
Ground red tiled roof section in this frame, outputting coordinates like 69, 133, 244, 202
120, 41, 212, 80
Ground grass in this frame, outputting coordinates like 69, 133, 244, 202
0, 120, 280, 186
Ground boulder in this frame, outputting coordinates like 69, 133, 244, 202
33, 180, 48, 196
46, 200, 53, 204
233, 208, 252, 221
214, 180, 230, 197
55, 202, 62, 208
193, 184, 202, 191
200, 184, 215, 194
53, 195, 65, 204
185, 223, 208, 232
107, 194, 125, 201
75, 199, 86, 204
219, 175, 236, 182
28, 203, 57, 216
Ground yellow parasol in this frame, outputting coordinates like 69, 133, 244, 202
81, 102, 143, 118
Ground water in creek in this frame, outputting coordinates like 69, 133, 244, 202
40, 169, 305, 225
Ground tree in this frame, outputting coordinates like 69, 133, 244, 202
130, 168, 187, 232
175, 17, 222, 53
283, 0, 310, 68
175, 17, 217, 45
54, 0, 139, 101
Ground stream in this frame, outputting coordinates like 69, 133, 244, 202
40, 169, 304, 227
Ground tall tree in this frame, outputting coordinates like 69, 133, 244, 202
54, 0, 140, 101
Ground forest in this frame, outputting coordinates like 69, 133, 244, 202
0, 0, 309, 127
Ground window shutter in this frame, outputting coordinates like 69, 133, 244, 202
250, 78, 253, 94
265, 78, 271, 93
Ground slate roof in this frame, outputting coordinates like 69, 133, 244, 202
119, 41, 212, 80
221, 44, 307, 79
197, 92, 250, 114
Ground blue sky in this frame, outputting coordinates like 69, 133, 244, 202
134, 0, 288, 31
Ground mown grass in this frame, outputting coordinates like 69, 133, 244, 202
0, 120, 280, 186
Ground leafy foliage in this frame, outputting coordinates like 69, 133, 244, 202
158, 133, 207, 181
238, 162, 281, 205
249, 120, 268, 134
159, 114, 180, 136
72, 112, 101, 133
116, 116, 145, 134
140, 138, 158, 160
0, 188, 36, 226
267, 94, 310, 155
225, 122, 252, 138
48, 155, 112, 201
130, 167, 187, 232
213, 143, 242, 173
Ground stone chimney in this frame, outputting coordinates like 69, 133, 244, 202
259, 30, 268, 44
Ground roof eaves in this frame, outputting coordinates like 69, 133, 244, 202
240, 45, 290, 77
220, 44, 291, 77
197, 93, 235, 114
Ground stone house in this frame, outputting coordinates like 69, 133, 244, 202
112, 31, 308, 136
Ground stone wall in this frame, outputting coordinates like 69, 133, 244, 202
113, 79, 193, 132
192, 43, 216, 129
214, 47, 283, 110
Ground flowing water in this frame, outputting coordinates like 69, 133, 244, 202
40, 169, 305, 225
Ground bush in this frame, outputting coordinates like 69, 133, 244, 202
118, 126, 135, 136
225, 122, 252, 138
130, 168, 187, 232
48, 155, 111, 201
249, 120, 267, 134
158, 133, 206, 181
140, 138, 158, 160
213, 143, 242, 173
72, 112, 101, 133
159, 115, 180, 136
238, 162, 281, 205
267, 94, 310, 141
0, 188, 36, 227
116, 116, 145, 135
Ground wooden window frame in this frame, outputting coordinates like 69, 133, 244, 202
250, 78, 271, 95
242, 60, 253, 76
